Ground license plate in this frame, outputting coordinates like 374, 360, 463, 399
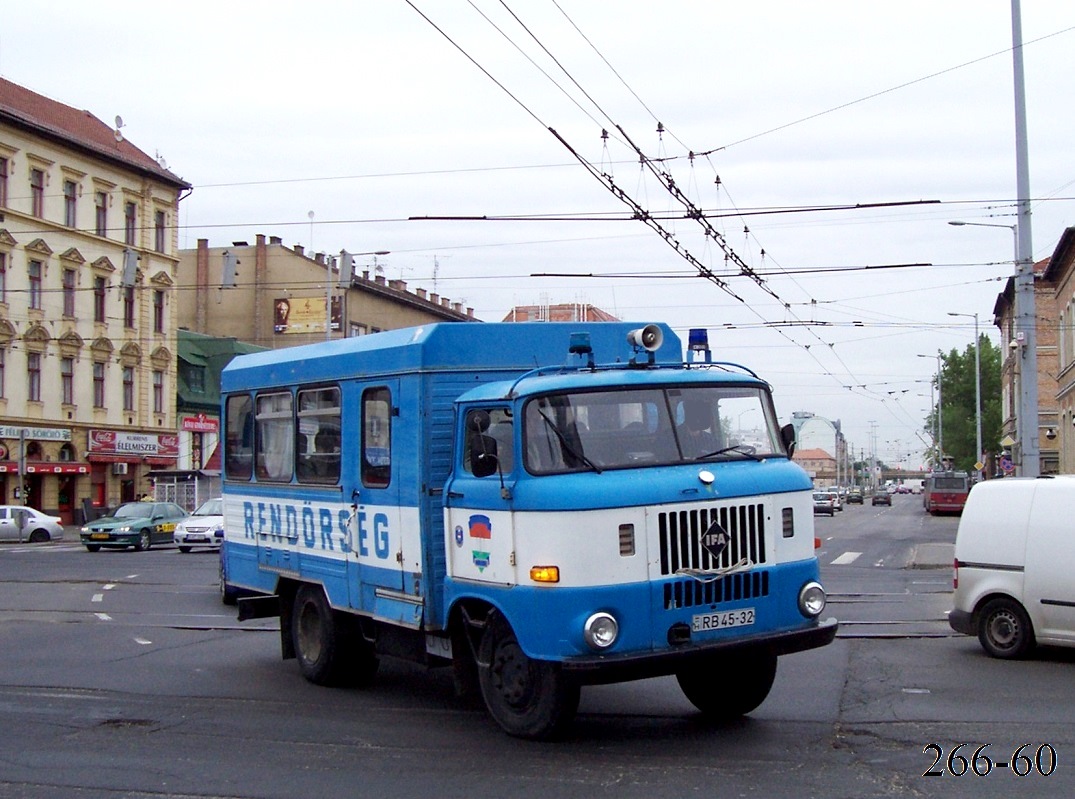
691, 607, 755, 632
90, 533, 110, 540
185, 535, 207, 543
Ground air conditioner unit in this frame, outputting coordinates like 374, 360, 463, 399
112, 462, 129, 475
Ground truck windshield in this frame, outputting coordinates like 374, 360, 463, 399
523, 385, 784, 474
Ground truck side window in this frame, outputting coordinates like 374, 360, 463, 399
224, 394, 254, 480
362, 387, 392, 488
464, 408, 513, 476
296, 386, 341, 484
255, 392, 294, 482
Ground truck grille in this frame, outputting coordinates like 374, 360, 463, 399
663, 570, 770, 610
657, 502, 767, 576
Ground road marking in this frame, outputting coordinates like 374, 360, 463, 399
831, 551, 862, 565
134, 637, 153, 646
91, 593, 104, 602
95, 613, 111, 621
103, 584, 115, 590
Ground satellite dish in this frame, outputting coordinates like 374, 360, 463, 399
115, 115, 124, 128
113, 115, 125, 143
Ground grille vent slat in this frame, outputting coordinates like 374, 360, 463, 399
658, 502, 769, 610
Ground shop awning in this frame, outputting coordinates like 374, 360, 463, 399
0, 461, 91, 474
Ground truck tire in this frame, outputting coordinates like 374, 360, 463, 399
292, 584, 378, 687
477, 612, 579, 740
978, 597, 1035, 659
676, 650, 777, 720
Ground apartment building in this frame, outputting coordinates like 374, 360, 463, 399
0, 78, 190, 522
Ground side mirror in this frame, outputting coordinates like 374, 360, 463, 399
780, 423, 796, 458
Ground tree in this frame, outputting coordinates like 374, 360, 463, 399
924, 335, 1001, 473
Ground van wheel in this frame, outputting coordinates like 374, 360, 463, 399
978, 597, 1035, 659
292, 584, 378, 687
676, 650, 777, 720
478, 612, 579, 740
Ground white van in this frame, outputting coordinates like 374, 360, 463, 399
950, 476, 1075, 658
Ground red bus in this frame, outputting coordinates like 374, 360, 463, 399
922, 471, 971, 515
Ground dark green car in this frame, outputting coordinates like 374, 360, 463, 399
80, 501, 189, 552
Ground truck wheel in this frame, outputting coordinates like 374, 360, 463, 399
134, 531, 151, 551
676, 650, 777, 720
292, 584, 378, 687
477, 612, 579, 740
978, 597, 1035, 659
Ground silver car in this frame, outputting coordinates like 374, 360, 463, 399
0, 505, 64, 543
174, 498, 224, 553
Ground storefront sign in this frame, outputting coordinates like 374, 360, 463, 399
0, 426, 72, 441
88, 430, 180, 458
182, 414, 219, 433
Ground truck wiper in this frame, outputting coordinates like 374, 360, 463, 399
694, 444, 761, 462
537, 409, 603, 473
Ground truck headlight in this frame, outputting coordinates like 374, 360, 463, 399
799, 581, 826, 617
583, 612, 619, 650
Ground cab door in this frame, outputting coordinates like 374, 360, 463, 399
346, 382, 408, 618
444, 406, 516, 585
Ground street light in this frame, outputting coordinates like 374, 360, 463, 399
948, 218, 1037, 476
949, 311, 983, 480
917, 353, 942, 467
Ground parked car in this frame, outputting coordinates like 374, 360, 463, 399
845, 489, 864, 505
0, 506, 64, 543
827, 491, 843, 512
813, 491, 835, 516
951, 476, 1075, 658
871, 489, 892, 506
80, 501, 188, 551
174, 497, 224, 553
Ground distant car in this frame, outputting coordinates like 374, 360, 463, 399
845, 489, 863, 505
174, 497, 224, 553
813, 491, 835, 516
872, 489, 892, 506
80, 501, 188, 552
827, 491, 843, 512
0, 506, 64, 543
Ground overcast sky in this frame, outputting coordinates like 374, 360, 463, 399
3, 1, 1073, 467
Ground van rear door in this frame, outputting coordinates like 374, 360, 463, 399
1024, 481, 1075, 643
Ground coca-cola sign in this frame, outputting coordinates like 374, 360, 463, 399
89, 430, 180, 458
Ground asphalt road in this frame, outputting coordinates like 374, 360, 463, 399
0, 498, 1072, 798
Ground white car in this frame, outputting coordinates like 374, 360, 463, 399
0, 506, 64, 543
174, 498, 224, 553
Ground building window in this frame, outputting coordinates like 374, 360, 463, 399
0, 157, 7, 206
0, 349, 5, 398
124, 201, 136, 245
63, 180, 77, 227
63, 268, 76, 316
153, 290, 164, 333
61, 357, 74, 405
29, 260, 43, 310
93, 361, 105, 407
0, 252, 6, 302
181, 362, 205, 393
28, 352, 41, 402
153, 370, 164, 413
30, 168, 45, 218
93, 276, 106, 322
95, 191, 108, 237
154, 210, 166, 253
122, 366, 134, 410
123, 286, 135, 327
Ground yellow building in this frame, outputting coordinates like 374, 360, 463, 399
0, 78, 190, 522
177, 235, 474, 348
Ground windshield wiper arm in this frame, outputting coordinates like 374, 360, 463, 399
694, 444, 761, 461
538, 409, 603, 473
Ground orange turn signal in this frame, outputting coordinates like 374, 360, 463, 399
529, 565, 560, 583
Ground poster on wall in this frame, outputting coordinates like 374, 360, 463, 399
273, 296, 341, 334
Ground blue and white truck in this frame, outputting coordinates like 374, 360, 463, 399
220, 321, 836, 738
